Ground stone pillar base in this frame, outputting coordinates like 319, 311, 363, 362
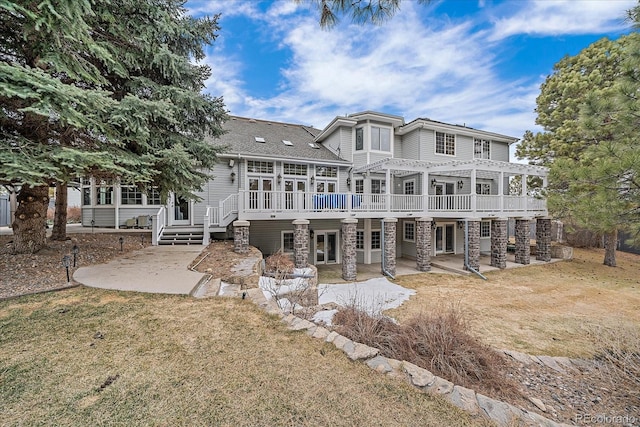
233, 220, 250, 254
292, 219, 310, 268
490, 218, 508, 269
536, 218, 552, 262
341, 218, 358, 281
416, 217, 432, 272
464, 220, 480, 272
515, 219, 531, 265
383, 218, 398, 277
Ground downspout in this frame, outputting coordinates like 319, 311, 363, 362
381, 220, 396, 280
464, 220, 487, 281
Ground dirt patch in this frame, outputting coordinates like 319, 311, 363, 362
0, 233, 151, 300
188, 240, 262, 288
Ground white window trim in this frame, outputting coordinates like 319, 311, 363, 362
371, 229, 382, 251
434, 131, 456, 157
474, 138, 491, 160
403, 221, 416, 242
356, 229, 365, 251
404, 179, 416, 195
480, 221, 491, 239
281, 230, 295, 253
370, 126, 393, 154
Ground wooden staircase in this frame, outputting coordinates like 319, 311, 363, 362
158, 226, 204, 245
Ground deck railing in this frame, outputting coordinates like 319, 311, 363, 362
151, 206, 166, 246
236, 191, 546, 217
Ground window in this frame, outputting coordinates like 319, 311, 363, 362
474, 138, 491, 159
436, 132, 455, 156
356, 230, 364, 250
97, 180, 113, 205
283, 163, 307, 176
480, 221, 491, 238
355, 179, 364, 194
371, 127, 391, 151
476, 183, 491, 195
147, 188, 162, 205
121, 186, 142, 205
404, 221, 415, 242
82, 187, 91, 206
247, 161, 273, 174
404, 180, 415, 195
282, 232, 294, 252
316, 166, 337, 177
371, 179, 386, 194
371, 230, 381, 249
316, 181, 336, 193
355, 128, 364, 151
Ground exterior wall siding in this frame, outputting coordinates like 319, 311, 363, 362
492, 142, 510, 162
401, 129, 420, 160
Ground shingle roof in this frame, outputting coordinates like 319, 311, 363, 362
209, 116, 346, 163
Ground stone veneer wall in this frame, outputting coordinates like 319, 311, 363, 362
341, 218, 358, 281
382, 218, 397, 277
233, 220, 250, 254
292, 219, 310, 268
464, 220, 480, 272
415, 218, 432, 272
490, 219, 508, 269
536, 218, 552, 262
515, 219, 531, 265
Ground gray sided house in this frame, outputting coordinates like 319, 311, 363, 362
79, 111, 551, 278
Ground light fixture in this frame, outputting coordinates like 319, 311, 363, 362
230, 172, 236, 183
431, 220, 436, 229
457, 221, 464, 229
72, 244, 79, 267
346, 176, 352, 189
277, 173, 282, 184
431, 179, 437, 187
309, 228, 314, 238
310, 176, 314, 184
457, 180, 464, 189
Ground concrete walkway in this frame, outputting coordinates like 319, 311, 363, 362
73, 245, 205, 295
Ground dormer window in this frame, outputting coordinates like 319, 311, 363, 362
371, 126, 391, 152
355, 128, 364, 151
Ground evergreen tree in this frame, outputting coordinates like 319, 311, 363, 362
0, 1, 227, 253
542, 15, 640, 266
301, 0, 430, 28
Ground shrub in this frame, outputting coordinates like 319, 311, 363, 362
265, 251, 294, 276
590, 324, 640, 390
333, 305, 520, 400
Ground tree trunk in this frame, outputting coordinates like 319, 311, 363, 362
12, 184, 49, 254
50, 182, 68, 241
603, 229, 617, 267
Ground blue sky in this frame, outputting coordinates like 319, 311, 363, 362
186, 0, 635, 149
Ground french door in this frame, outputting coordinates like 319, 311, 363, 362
435, 224, 455, 254
315, 231, 338, 264
249, 178, 273, 210
284, 179, 306, 210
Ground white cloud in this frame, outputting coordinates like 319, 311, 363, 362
186, 0, 262, 19
488, 0, 634, 41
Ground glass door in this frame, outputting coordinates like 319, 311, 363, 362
249, 178, 274, 210
173, 195, 190, 225
435, 224, 455, 254
315, 231, 338, 264
285, 179, 306, 210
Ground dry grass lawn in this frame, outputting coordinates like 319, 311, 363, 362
0, 287, 491, 427
388, 248, 640, 357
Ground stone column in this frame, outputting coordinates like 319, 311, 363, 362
536, 217, 552, 262
341, 218, 358, 281
233, 220, 250, 254
292, 219, 310, 268
464, 219, 481, 272
515, 219, 530, 265
416, 217, 432, 272
382, 218, 398, 277
490, 218, 508, 269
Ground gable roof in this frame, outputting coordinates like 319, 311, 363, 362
399, 118, 519, 144
210, 116, 347, 163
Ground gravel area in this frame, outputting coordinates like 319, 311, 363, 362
0, 232, 151, 300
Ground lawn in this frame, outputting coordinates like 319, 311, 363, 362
0, 287, 490, 427
388, 248, 640, 357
